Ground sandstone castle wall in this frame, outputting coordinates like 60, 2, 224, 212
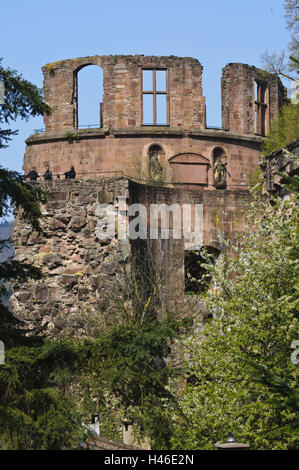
12, 54, 286, 332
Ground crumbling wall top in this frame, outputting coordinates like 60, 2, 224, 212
43, 54, 203, 73
221, 62, 286, 135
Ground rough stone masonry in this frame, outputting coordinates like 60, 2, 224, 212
11, 176, 251, 336
11, 178, 129, 337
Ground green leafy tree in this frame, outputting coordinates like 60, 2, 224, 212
245, 360, 299, 432
262, 100, 299, 155
77, 318, 188, 449
170, 188, 299, 450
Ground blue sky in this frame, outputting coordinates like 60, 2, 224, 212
0, 0, 291, 173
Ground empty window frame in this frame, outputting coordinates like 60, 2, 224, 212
141, 69, 168, 125
255, 80, 269, 136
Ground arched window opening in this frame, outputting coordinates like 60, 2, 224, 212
185, 246, 220, 295
212, 147, 228, 189
148, 144, 164, 182
76, 65, 103, 129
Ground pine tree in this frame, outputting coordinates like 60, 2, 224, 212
0, 61, 84, 449
0, 58, 50, 345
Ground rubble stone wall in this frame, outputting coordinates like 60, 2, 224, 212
11, 178, 129, 337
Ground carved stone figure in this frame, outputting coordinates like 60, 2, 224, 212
149, 147, 163, 183
214, 157, 228, 188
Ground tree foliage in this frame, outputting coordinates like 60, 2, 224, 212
0, 60, 49, 345
0, 58, 50, 148
262, 101, 299, 155
170, 188, 299, 450
0, 342, 83, 449
62, 251, 193, 449
76, 318, 188, 449
285, 0, 299, 69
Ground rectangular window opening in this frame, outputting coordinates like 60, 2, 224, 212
142, 68, 168, 125
255, 80, 269, 136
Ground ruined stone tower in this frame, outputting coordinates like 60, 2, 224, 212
12, 55, 286, 334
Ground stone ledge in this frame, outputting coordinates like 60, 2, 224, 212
26, 127, 109, 144
26, 126, 264, 145
112, 127, 185, 137
188, 128, 264, 144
